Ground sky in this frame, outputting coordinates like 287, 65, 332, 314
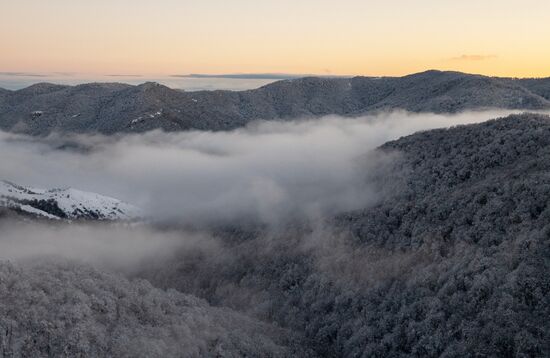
1, 0, 549, 78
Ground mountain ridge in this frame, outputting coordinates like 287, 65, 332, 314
2, 70, 550, 136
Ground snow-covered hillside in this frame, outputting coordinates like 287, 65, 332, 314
0, 180, 141, 220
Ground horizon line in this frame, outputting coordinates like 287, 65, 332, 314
1, 69, 550, 92
1, 69, 550, 81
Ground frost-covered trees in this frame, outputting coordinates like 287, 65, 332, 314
140, 114, 550, 357
0, 260, 308, 357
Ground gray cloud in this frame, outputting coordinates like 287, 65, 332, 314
0, 72, 48, 77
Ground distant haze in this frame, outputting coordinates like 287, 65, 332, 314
0, 73, 278, 91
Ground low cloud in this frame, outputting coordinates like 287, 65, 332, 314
0, 221, 218, 272
0, 72, 48, 77
0, 109, 537, 226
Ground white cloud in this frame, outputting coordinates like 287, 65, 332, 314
0, 109, 542, 225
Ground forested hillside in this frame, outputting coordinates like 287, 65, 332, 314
1, 113, 550, 357
0, 260, 309, 357
139, 113, 550, 357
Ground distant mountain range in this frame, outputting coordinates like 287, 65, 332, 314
1, 70, 550, 135
0, 180, 141, 220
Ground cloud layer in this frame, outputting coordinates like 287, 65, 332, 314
0, 109, 542, 226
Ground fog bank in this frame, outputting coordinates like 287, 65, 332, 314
0, 109, 541, 224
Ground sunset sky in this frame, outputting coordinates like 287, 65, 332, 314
1, 0, 549, 78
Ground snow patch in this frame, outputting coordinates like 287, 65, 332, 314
0, 180, 141, 220
131, 109, 163, 124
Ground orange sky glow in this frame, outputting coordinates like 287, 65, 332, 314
1, 0, 549, 78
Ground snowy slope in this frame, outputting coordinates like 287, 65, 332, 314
0, 180, 141, 220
